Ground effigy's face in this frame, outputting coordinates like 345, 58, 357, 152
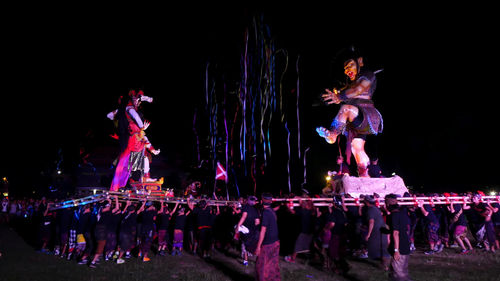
344, 60, 358, 81
133, 98, 141, 108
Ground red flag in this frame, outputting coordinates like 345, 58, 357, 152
215, 162, 227, 181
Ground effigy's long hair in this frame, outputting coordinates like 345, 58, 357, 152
116, 95, 131, 154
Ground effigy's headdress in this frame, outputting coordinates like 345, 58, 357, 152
334, 45, 363, 66
329, 45, 364, 83
129, 89, 153, 103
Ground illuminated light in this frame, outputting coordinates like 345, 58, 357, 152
2, 177, 7, 181
490, 191, 497, 196
93, 189, 97, 195
325, 176, 332, 181
57, 170, 62, 175
391, 172, 396, 176
2, 192, 8, 197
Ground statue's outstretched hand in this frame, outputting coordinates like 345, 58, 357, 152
322, 89, 341, 104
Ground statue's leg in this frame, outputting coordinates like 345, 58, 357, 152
317, 105, 359, 144
143, 157, 158, 182
351, 137, 370, 177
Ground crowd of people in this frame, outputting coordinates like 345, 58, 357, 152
1, 190, 499, 281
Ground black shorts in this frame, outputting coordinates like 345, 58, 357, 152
94, 225, 107, 241
119, 232, 135, 251
198, 228, 213, 251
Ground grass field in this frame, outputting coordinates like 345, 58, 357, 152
1, 225, 499, 281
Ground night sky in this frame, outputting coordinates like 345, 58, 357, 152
2, 4, 499, 196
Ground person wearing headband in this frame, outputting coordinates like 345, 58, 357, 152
137, 200, 158, 262
235, 195, 261, 266
363, 194, 390, 270
384, 194, 412, 280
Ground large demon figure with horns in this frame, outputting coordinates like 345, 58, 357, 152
317, 48, 383, 177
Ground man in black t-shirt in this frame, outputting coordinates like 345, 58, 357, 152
367, 158, 383, 178
76, 204, 95, 264
117, 201, 138, 264
89, 200, 112, 267
448, 200, 473, 253
38, 202, 55, 253
188, 199, 219, 259
57, 207, 74, 258
235, 196, 260, 265
157, 202, 178, 256
385, 194, 411, 281
484, 198, 499, 252
344, 196, 364, 256
89, 197, 121, 268
255, 193, 280, 281
138, 201, 157, 262
489, 200, 500, 250
467, 194, 495, 250
364, 195, 390, 268
172, 206, 190, 255
417, 198, 443, 254
324, 202, 349, 274
285, 199, 316, 263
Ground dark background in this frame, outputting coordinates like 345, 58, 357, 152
2, 4, 499, 197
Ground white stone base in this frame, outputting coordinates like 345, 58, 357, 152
333, 175, 408, 197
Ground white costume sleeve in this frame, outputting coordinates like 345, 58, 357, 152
107, 109, 118, 120
143, 136, 152, 149
126, 107, 144, 128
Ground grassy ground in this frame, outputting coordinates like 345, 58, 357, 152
1, 225, 499, 281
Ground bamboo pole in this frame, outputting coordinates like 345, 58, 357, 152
50, 189, 499, 210
50, 190, 241, 210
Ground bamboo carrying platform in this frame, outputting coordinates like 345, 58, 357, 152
50, 189, 240, 210
273, 195, 500, 207
50, 189, 500, 210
